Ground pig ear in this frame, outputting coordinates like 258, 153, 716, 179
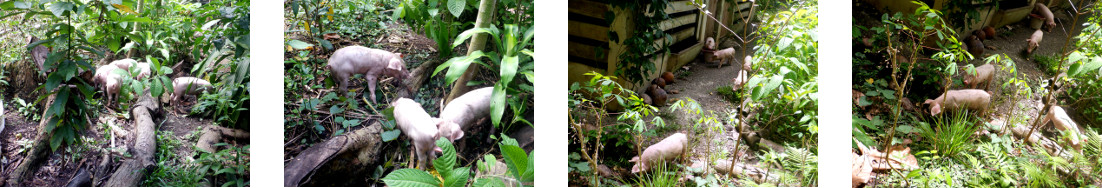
454, 130, 464, 140
629, 156, 639, 162
387, 59, 403, 71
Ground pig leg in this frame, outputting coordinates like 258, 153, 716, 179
336, 73, 350, 96
366, 76, 378, 103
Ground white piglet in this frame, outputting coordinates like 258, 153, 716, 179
134, 62, 151, 79
327, 46, 411, 102
393, 98, 442, 169
705, 37, 716, 50
1034, 3, 1056, 31
924, 89, 991, 116
713, 47, 736, 67
94, 65, 124, 106
630, 133, 688, 173
732, 70, 748, 91
963, 64, 995, 89
109, 59, 137, 71
171, 77, 213, 106
1027, 30, 1043, 55
437, 87, 494, 142
1041, 106, 1085, 150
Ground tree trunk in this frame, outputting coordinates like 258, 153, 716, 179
196, 125, 251, 153
125, 0, 144, 59
104, 92, 159, 186
445, 0, 498, 105
5, 95, 55, 186
284, 123, 383, 186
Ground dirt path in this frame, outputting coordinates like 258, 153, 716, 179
641, 46, 758, 177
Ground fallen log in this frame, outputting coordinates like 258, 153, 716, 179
104, 92, 159, 186
401, 59, 440, 99
284, 122, 383, 186
196, 125, 251, 153
6, 95, 56, 186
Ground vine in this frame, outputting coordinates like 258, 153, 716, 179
607, 0, 672, 86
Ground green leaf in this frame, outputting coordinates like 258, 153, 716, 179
446, 0, 465, 17
500, 141, 530, 182
443, 167, 470, 187
433, 137, 457, 174
490, 85, 507, 127
48, 2, 75, 17
499, 55, 519, 86
382, 169, 441, 187
472, 178, 506, 187
381, 129, 402, 142
51, 89, 69, 117
435, 51, 485, 85
452, 27, 494, 48
151, 77, 164, 97
287, 40, 314, 50
329, 105, 344, 114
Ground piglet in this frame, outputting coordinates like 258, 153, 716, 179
134, 62, 151, 79
1027, 30, 1043, 55
1041, 106, 1085, 151
1034, 3, 1056, 31
93, 65, 124, 106
171, 77, 213, 106
704, 37, 716, 50
327, 46, 410, 102
732, 70, 748, 91
393, 98, 442, 169
630, 133, 688, 173
713, 47, 736, 67
924, 89, 991, 116
436, 87, 493, 142
742, 55, 753, 71
963, 64, 995, 89
109, 59, 137, 71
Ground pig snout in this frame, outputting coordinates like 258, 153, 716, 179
630, 133, 688, 173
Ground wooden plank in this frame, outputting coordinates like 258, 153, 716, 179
568, 0, 609, 19
568, 41, 605, 63
669, 26, 696, 43
668, 42, 703, 71
568, 21, 610, 42
659, 14, 697, 31
665, 0, 698, 13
